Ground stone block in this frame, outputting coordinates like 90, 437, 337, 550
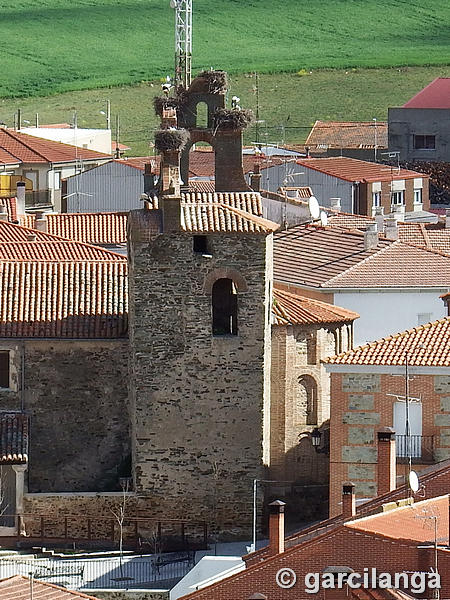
440, 396, 450, 412
348, 465, 375, 481
348, 394, 374, 410
439, 429, 450, 447
434, 414, 450, 427
343, 412, 380, 425
355, 481, 377, 497
348, 427, 374, 445
342, 446, 377, 463
434, 448, 450, 462
342, 373, 380, 392
435, 376, 450, 394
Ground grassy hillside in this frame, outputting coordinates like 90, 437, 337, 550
2, 65, 450, 155
0, 0, 449, 98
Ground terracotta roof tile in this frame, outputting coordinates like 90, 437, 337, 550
327, 212, 375, 230
272, 288, 359, 326
305, 121, 388, 149
346, 495, 449, 544
181, 203, 278, 233
0, 261, 127, 338
403, 78, 450, 109
324, 241, 450, 288
188, 180, 216, 193
181, 191, 263, 216
296, 157, 427, 184
0, 129, 111, 165
0, 574, 101, 599
325, 317, 450, 366
0, 413, 28, 463
114, 155, 159, 172
397, 222, 450, 255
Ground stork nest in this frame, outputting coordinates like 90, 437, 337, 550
153, 86, 189, 117
197, 70, 228, 93
154, 128, 189, 152
213, 108, 254, 131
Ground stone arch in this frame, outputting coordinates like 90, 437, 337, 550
203, 268, 247, 294
180, 133, 216, 189
296, 375, 319, 426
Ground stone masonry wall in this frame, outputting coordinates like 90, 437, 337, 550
0, 339, 130, 493
86, 591, 168, 600
128, 219, 273, 537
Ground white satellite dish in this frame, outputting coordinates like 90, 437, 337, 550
308, 196, 320, 220
409, 470, 420, 493
320, 211, 328, 226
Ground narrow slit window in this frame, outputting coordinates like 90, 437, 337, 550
193, 235, 208, 254
0, 352, 10, 388
212, 278, 238, 336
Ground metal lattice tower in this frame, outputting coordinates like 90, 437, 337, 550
172, 0, 192, 89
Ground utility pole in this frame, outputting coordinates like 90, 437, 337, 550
106, 99, 111, 130
115, 114, 120, 159
171, 0, 192, 89
255, 72, 260, 148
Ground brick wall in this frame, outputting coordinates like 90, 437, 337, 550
86, 592, 168, 600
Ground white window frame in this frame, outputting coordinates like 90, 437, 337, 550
391, 190, 405, 206
413, 188, 422, 204
372, 191, 381, 208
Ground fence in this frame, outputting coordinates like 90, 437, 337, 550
395, 434, 436, 462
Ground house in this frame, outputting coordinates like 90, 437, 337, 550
295, 156, 430, 215
388, 78, 450, 161
0, 127, 111, 209
305, 120, 388, 161
0, 574, 102, 599
325, 316, 450, 515
273, 224, 450, 345
19, 124, 113, 154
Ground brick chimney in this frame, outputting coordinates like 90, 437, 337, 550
143, 163, 157, 195
250, 163, 262, 192
364, 223, 378, 250
268, 500, 285, 556
159, 148, 182, 233
374, 206, 384, 234
445, 208, 450, 230
377, 427, 396, 496
34, 211, 47, 233
16, 181, 26, 216
384, 217, 398, 240
342, 481, 356, 519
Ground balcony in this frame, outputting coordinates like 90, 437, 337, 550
396, 434, 436, 464
25, 189, 52, 208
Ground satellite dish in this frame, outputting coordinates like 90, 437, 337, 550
320, 211, 328, 226
409, 470, 420, 493
308, 196, 320, 220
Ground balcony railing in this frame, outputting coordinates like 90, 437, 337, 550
395, 434, 435, 463
25, 189, 52, 207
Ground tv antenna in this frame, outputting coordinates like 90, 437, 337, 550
170, 0, 192, 89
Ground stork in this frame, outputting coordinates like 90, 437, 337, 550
170, 0, 192, 89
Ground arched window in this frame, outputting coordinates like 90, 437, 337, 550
212, 278, 238, 336
196, 102, 209, 128
296, 375, 318, 426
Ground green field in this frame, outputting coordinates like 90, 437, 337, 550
0, 0, 450, 98
2, 65, 450, 155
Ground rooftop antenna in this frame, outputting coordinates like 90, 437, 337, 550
170, 0, 192, 89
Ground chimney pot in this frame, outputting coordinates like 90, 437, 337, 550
364, 223, 378, 250
330, 197, 341, 212
342, 481, 356, 519
16, 181, 26, 216
384, 217, 398, 240
377, 427, 396, 496
34, 211, 47, 233
268, 499, 285, 556
0, 205, 7, 222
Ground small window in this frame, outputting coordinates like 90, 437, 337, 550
372, 191, 381, 208
391, 190, 405, 205
413, 135, 435, 150
417, 312, 432, 326
193, 235, 208, 254
414, 189, 422, 204
212, 278, 238, 336
0, 352, 10, 388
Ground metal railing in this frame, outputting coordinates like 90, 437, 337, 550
395, 434, 435, 463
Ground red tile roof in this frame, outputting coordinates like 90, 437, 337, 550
0, 575, 101, 599
325, 317, 450, 366
403, 78, 450, 109
0, 261, 127, 338
346, 495, 449, 544
327, 212, 375, 230
305, 121, 388, 149
272, 288, 359, 326
0, 129, 111, 165
397, 222, 450, 255
181, 203, 278, 233
188, 180, 216, 193
0, 413, 28, 463
114, 155, 158, 172
324, 241, 450, 288
296, 157, 427, 183
181, 191, 263, 216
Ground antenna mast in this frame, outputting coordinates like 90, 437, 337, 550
171, 0, 192, 89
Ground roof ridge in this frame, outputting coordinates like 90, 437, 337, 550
3, 128, 49, 162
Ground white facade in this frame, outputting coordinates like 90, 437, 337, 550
20, 127, 112, 154
333, 289, 448, 345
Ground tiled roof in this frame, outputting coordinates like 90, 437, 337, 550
296, 157, 427, 183
0, 261, 127, 338
181, 191, 263, 216
0, 129, 111, 165
0, 575, 101, 599
305, 121, 388, 149
397, 222, 450, 255
273, 224, 392, 288
325, 317, 450, 366
114, 155, 158, 172
188, 180, 216, 193
346, 495, 449, 544
181, 203, 278, 233
0, 413, 28, 463
278, 186, 314, 199
0, 147, 20, 166
403, 78, 450, 109
272, 288, 359, 326
22, 213, 128, 245
324, 241, 450, 288
0, 197, 18, 222
327, 212, 375, 230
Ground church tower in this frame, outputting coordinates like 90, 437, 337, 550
128, 72, 276, 535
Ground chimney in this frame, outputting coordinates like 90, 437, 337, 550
250, 163, 262, 192
377, 427, 396, 496
374, 206, 384, 234
342, 482, 356, 519
34, 211, 47, 233
143, 163, 156, 195
161, 107, 178, 129
0, 205, 8, 222
330, 197, 341, 212
159, 148, 182, 232
392, 205, 405, 222
446, 208, 450, 230
16, 181, 26, 216
384, 217, 398, 240
364, 223, 378, 250
268, 500, 285, 556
